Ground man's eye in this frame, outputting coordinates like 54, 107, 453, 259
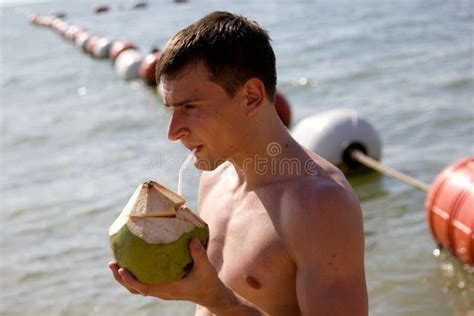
184, 104, 196, 110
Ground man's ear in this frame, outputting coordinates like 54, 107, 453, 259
242, 78, 265, 117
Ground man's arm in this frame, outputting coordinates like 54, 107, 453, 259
109, 238, 266, 316
284, 182, 368, 316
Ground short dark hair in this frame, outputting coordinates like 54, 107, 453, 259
156, 11, 276, 101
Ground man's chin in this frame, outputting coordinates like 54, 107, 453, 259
194, 157, 226, 171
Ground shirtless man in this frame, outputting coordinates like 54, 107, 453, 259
109, 11, 368, 315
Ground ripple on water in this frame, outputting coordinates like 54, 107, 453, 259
1, 0, 473, 315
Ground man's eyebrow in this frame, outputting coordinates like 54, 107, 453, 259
164, 98, 202, 108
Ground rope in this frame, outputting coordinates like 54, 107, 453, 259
349, 149, 431, 192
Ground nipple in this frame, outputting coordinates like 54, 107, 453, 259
246, 276, 261, 289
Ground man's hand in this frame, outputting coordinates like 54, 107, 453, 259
109, 238, 224, 305
109, 238, 265, 315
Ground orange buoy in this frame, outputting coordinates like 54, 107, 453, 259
139, 51, 161, 85
275, 90, 292, 128
425, 157, 474, 266
109, 41, 136, 62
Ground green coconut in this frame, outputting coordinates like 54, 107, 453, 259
109, 181, 209, 284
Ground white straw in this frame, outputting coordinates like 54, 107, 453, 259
177, 148, 197, 196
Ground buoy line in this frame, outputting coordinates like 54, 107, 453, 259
292, 110, 473, 267
28, 14, 293, 127
30, 14, 472, 267
347, 148, 431, 192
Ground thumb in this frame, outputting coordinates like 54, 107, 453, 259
189, 238, 208, 265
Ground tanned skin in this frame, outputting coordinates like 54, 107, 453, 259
109, 62, 368, 315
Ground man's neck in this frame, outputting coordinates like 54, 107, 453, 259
227, 123, 307, 191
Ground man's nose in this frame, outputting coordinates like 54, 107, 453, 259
167, 109, 190, 141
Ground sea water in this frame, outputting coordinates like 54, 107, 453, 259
1, 0, 473, 315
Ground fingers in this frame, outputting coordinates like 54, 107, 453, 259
108, 262, 140, 295
118, 268, 149, 296
108, 241, 210, 300
117, 268, 177, 299
109, 261, 123, 283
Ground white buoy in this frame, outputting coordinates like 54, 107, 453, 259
74, 32, 90, 51
114, 49, 143, 80
49, 17, 62, 30
292, 109, 382, 170
53, 20, 69, 37
93, 37, 114, 59
64, 25, 80, 41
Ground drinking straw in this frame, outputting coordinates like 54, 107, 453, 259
177, 148, 197, 196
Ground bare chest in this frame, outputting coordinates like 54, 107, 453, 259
199, 192, 300, 314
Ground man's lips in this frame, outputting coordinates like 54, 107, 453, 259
184, 144, 203, 153
193, 145, 203, 154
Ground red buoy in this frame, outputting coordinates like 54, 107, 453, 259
109, 41, 136, 62
139, 51, 161, 85
275, 90, 292, 128
425, 157, 474, 266
85, 35, 100, 55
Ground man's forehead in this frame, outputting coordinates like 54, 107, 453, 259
161, 65, 220, 107
162, 63, 208, 89
162, 77, 205, 107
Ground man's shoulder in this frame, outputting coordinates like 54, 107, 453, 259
279, 159, 356, 207
277, 170, 363, 251
286, 176, 359, 219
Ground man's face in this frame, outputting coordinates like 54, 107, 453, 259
162, 62, 246, 170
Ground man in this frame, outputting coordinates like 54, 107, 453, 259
109, 11, 368, 315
